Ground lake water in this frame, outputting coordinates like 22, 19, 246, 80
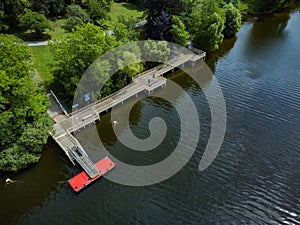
1, 8, 300, 225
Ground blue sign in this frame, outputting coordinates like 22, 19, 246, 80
72, 103, 79, 109
84, 93, 90, 102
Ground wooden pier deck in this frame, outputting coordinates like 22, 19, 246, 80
47, 48, 206, 176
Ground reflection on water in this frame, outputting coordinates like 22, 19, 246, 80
1, 9, 300, 225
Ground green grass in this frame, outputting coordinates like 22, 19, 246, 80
30, 45, 54, 85
47, 19, 69, 40
109, 2, 145, 22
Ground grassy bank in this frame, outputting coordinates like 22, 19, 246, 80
47, 19, 69, 40
109, 2, 144, 22
30, 45, 54, 86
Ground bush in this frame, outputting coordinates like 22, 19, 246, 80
19, 10, 52, 38
66, 4, 90, 23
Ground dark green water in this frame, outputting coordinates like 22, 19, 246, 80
1, 9, 300, 224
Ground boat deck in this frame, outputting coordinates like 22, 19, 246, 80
68, 157, 115, 192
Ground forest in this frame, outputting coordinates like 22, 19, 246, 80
0, 0, 293, 171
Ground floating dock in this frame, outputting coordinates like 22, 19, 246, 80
68, 157, 115, 192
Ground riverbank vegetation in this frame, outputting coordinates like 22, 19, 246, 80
0, 0, 296, 171
0, 35, 53, 171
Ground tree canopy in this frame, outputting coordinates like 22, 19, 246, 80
51, 23, 117, 102
19, 10, 52, 37
170, 15, 189, 46
0, 35, 53, 171
223, 3, 242, 38
143, 0, 173, 41
191, 1, 225, 52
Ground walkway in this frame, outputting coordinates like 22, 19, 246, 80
48, 48, 206, 177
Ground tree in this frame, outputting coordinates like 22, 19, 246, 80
113, 22, 130, 42
170, 15, 189, 46
65, 4, 90, 31
1, 0, 31, 28
142, 40, 170, 67
51, 23, 117, 103
88, 0, 113, 12
0, 35, 53, 172
223, 3, 241, 38
51, 21, 148, 104
111, 48, 143, 92
66, 4, 90, 22
224, 0, 240, 8
88, 0, 108, 21
19, 10, 52, 38
30, 0, 66, 17
112, 17, 141, 43
143, 0, 173, 41
192, 1, 225, 52
87, 0, 113, 21
0, 9, 9, 31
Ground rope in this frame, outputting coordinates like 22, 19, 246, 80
4, 178, 68, 185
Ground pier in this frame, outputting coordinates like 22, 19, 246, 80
47, 48, 206, 177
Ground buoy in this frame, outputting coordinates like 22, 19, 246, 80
5, 178, 13, 184
113, 121, 118, 126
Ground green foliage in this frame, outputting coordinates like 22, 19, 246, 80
113, 22, 130, 41
19, 10, 52, 37
192, 1, 225, 52
223, 3, 241, 38
88, 0, 111, 21
111, 16, 141, 42
51, 23, 117, 102
170, 15, 189, 46
0, 35, 53, 172
1, 0, 31, 27
111, 45, 143, 92
65, 16, 85, 31
0, 144, 41, 172
65, 4, 90, 31
66, 4, 90, 22
117, 45, 142, 78
51, 22, 145, 104
88, 0, 114, 12
0, 10, 9, 31
224, 0, 240, 8
30, 0, 66, 17
142, 40, 170, 67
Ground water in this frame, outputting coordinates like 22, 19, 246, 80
1, 9, 300, 224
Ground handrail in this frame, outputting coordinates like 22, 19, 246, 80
61, 50, 205, 118
50, 90, 69, 117
188, 46, 206, 56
